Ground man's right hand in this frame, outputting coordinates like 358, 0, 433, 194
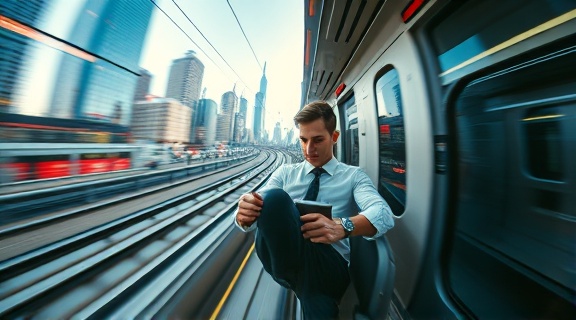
236, 192, 263, 227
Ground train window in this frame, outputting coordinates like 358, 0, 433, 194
524, 107, 564, 181
375, 68, 406, 216
447, 33, 576, 318
337, 95, 359, 166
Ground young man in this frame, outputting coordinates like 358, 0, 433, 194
235, 100, 394, 319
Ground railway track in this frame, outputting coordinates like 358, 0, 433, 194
0, 151, 259, 226
0, 149, 290, 318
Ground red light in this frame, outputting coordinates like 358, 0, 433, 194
305, 29, 311, 66
401, 0, 428, 23
335, 83, 346, 97
380, 124, 390, 134
309, 0, 315, 17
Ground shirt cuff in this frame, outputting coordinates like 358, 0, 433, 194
232, 209, 257, 232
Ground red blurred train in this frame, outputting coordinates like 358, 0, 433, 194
0, 113, 137, 182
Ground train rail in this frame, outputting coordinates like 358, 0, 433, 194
0, 151, 259, 227
0, 149, 294, 318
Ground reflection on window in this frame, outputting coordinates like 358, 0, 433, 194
338, 95, 359, 166
376, 68, 406, 216
523, 108, 564, 181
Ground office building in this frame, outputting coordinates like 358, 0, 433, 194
49, 0, 153, 125
133, 68, 152, 101
131, 98, 191, 143
192, 98, 217, 145
165, 50, 204, 108
216, 89, 238, 143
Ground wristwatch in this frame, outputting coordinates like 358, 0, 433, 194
340, 217, 354, 238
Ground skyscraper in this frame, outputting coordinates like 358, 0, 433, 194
253, 63, 267, 142
216, 89, 238, 143
234, 95, 248, 143
192, 98, 218, 145
0, 0, 48, 112
165, 50, 204, 108
133, 68, 152, 101
239, 95, 248, 119
272, 121, 282, 145
48, 0, 153, 125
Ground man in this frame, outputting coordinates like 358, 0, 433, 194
235, 100, 394, 319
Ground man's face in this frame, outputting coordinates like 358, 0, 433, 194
299, 118, 339, 167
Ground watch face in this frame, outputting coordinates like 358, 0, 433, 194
342, 218, 354, 231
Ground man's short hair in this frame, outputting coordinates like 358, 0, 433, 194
294, 100, 337, 134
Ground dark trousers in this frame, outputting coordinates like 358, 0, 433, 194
255, 188, 350, 319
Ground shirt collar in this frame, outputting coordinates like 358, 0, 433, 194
304, 157, 338, 176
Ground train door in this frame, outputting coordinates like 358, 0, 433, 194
421, 0, 576, 318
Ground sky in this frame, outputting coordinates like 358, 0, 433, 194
15, 0, 304, 138
140, 0, 304, 136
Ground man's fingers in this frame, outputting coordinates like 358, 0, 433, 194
239, 192, 263, 207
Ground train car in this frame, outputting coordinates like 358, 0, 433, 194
302, 0, 575, 319
0, 143, 138, 183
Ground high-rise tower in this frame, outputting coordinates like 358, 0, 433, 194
253, 62, 267, 142
48, 0, 153, 124
234, 95, 249, 143
133, 68, 152, 101
192, 98, 218, 145
165, 50, 204, 108
216, 88, 238, 143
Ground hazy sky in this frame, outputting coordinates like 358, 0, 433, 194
140, 0, 304, 135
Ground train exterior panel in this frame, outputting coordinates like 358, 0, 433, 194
0, 144, 139, 183
303, 0, 576, 318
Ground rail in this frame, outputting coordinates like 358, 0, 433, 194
0, 149, 289, 318
0, 151, 259, 226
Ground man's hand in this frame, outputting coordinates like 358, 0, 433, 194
236, 192, 263, 227
300, 214, 346, 244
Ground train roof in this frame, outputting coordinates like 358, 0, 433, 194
302, 0, 388, 105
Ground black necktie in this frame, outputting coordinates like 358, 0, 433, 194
304, 167, 326, 201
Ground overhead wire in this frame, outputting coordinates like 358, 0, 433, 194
149, 0, 225, 77
226, 0, 263, 72
170, 0, 255, 95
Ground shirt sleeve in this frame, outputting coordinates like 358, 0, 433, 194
263, 165, 285, 189
353, 169, 395, 239
232, 208, 258, 232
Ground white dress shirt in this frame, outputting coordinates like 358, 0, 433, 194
234, 157, 395, 262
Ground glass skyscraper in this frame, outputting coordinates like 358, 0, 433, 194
253, 63, 267, 142
193, 98, 218, 145
48, 0, 153, 125
165, 50, 205, 108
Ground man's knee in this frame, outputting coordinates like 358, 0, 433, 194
260, 187, 291, 203
257, 187, 298, 226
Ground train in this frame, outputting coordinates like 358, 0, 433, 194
0, 113, 136, 182
0, 143, 137, 183
302, 0, 575, 319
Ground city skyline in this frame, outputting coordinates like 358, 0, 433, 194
139, 1, 303, 137
3, 0, 303, 142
